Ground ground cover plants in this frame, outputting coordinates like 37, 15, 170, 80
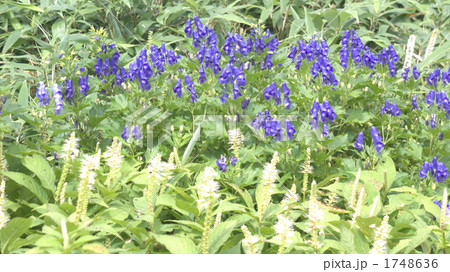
0, 1, 449, 254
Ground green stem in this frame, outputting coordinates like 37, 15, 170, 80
201, 199, 214, 254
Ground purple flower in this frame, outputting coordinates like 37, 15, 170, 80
121, 125, 129, 140
412, 65, 420, 79
173, 78, 182, 98
420, 157, 448, 183
184, 18, 192, 37
388, 60, 396, 77
230, 156, 238, 166
412, 94, 419, 110
370, 126, 384, 154
220, 91, 228, 104
64, 79, 73, 103
426, 90, 436, 106
354, 132, 364, 151
36, 81, 50, 106
199, 64, 206, 84
401, 68, 409, 81
216, 155, 227, 172
185, 74, 198, 102
427, 68, 441, 88
285, 119, 296, 140
388, 45, 399, 62
381, 100, 401, 116
79, 75, 90, 95
322, 124, 329, 137
288, 46, 297, 59
428, 114, 437, 128
131, 125, 142, 140
241, 97, 250, 109
53, 83, 63, 115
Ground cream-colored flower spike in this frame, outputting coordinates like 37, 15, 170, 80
103, 137, 123, 183
197, 167, 220, 211
349, 168, 361, 210
241, 225, 259, 254
258, 152, 279, 222
60, 132, 80, 161
403, 35, 416, 69
275, 214, 295, 254
424, 29, 438, 60
228, 128, 244, 150
370, 215, 390, 254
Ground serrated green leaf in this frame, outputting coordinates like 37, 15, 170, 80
154, 234, 198, 254
22, 154, 56, 192
0, 217, 33, 253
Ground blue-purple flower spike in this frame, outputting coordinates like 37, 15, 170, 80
354, 132, 364, 151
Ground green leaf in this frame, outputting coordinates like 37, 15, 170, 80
2, 171, 48, 203
22, 155, 56, 192
182, 118, 203, 165
0, 217, 33, 253
17, 81, 29, 107
209, 220, 239, 254
303, 6, 315, 36
419, 40, 450, 68
327, 134, 348, 151
3, 30, 22, 53
154, 234, 198, 254
5, 1, 44, 12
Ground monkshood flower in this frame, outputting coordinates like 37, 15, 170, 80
199, 64, 206, 84
319, 100, 337, 124
426, 89, 436, 106
184, 18, 192, 37
362, 47, 378, 69
436, 91, 449, 109
442, 67, 450, 85
218, 62, 246, 101
288, 45, 297, 59
223, 33, 252, 62
354, 132, 364, 151
388, 45, 399, 62
121, 125, 129, 140
185, 74, 198, 102
419, 157, 449, 183
342, 30, 350, 46
36, 81, 50, 106
351, 30, 364, 65
173, 78, 182, 98
230, 156, 238, 166
412, 65, 420, 79
401, 68, 409, 81
285, 119, 296, 140
65, 79, 73, 102
53, 83, 63, 115
79, 75, 90, 95
381, 100, 401, 116
387, 60, 396, 77
242, 97, 250, 110
412, 94, 419, 110
377, 47, 389, 66
322, 124, 329, 137
427, 68, 441, 88
216, 155, 227, 172
429, 114, 437, 128
370, 126, 384, 154
131, 125, 142, 140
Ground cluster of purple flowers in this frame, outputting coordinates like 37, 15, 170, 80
402, 65, 420, 81
381, 100, 401, 116
121, 125, 142, 141
425, 89, 450, 119
94, 44, 120, 77
251, 110, 296, 141
150, 43, 181, 74
249, 29, 280, 70
427, 68, 441, 88
370, 126, 384, 154
426, 114, 437, 128
223, 33, 252, 63
309, 100, 337, 137
64, 79, 73, 103
290, 37, 338, 86
263, 82, 291, 109
216, 155, 238, 172
354, 127, 385, 153
419, 157, 449, 183
52, 83, 63, 115
128, 48, 154, 90
442, 67, 450, 85
36, 82, 64, 115
218, 62, 246, 102
185, 17, 221, 75
172, 75, 199, 102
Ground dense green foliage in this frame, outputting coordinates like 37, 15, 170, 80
0, 0, 449, 254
